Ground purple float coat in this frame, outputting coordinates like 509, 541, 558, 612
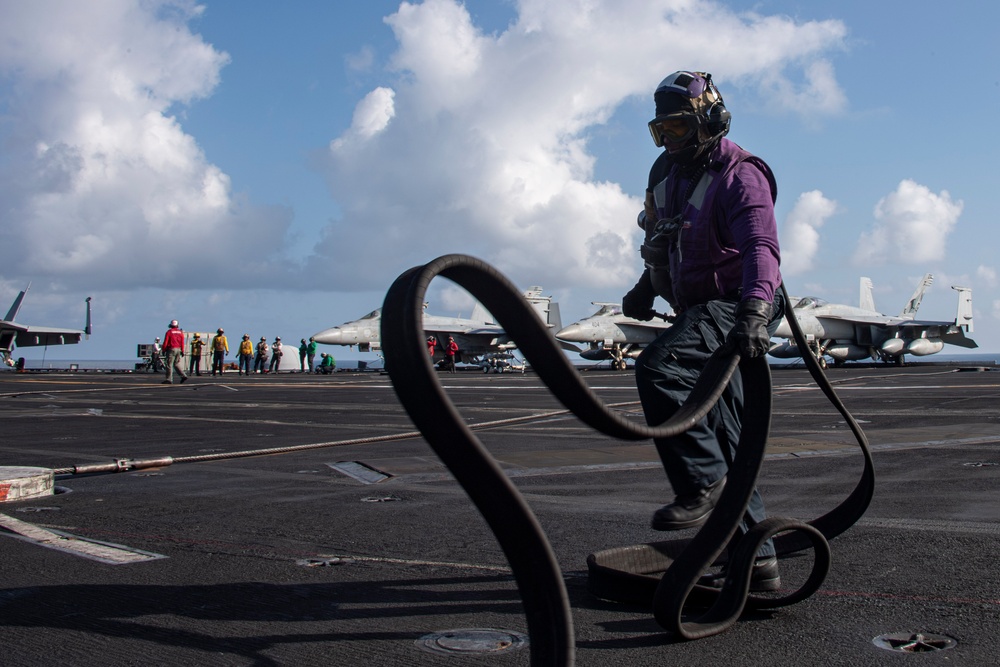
647, 138, 781, 309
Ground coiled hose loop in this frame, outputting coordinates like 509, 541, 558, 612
382, 256, 873, 664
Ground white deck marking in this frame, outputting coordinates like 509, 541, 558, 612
0, 513, 167, 564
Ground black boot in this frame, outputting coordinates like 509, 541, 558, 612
698, 556, 781, 592
651, 476, 726, 530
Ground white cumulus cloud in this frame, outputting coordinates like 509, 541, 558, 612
309, 0, 850, 292
0, 0, 852, 306
330, 87, 396, 150
780, 190, 838, 276
854, 179, 963, 266
0, 0, 291, 289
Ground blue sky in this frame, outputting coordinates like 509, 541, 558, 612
1, 0, 998, 363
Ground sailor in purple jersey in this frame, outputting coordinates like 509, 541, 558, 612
621, 71, 785, 591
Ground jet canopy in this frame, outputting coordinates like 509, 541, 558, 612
793, 297, 828, 310
592, 303, 623, 317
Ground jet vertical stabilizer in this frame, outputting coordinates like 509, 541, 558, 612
4, 283, 30, 322
953, 285, 973, 333
546, 302, 563, 331
523, 287, 559, 329
899, 274, 933, 319
859, 277, 875, 313
84, 297, 93, 337
469, 302, 496, 325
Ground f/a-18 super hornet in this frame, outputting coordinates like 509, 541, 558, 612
555, 302, 673, 370
312, 287, 569, 366
1, 284, 92, 366
769, 273, 976, 367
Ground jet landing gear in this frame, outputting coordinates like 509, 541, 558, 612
606, 345, 632, 371
803, 340, 830, 370
583, 345, 631, 370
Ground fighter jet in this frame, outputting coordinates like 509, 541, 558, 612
312, 287, 570, 366
769, 274, 976, 367
1, 284, 92, 366
555, 302, 673, 370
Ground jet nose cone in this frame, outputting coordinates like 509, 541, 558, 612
556, 323, 585, 342
311, 328, 343, 345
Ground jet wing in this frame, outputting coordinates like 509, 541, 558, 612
897, 318, 966, 328
425, 326, 503, 344
1, 322, 28, 334
816, 314, 907, 326
428, 325, 582, 354
893, 320, 978, 348
426, 326, 501, 345
13, 325, 86, 347
461, 326, 507, 337
940, 332, 978, 349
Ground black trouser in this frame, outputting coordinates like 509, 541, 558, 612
634, 294, 783, 558
212, 351, 225, 374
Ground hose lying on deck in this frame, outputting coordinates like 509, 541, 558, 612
381, 255, 874, 666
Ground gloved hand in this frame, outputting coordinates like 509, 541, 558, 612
728, 299, 774, 357
622, 271, 656, 321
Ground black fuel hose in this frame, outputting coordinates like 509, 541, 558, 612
381, 255, 873, 664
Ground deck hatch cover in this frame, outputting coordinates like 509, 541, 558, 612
327, 461, 391, 484
416, 628, 528, 655
873, 632, 957, 653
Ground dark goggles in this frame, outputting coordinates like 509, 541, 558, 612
647, 114, 697, 148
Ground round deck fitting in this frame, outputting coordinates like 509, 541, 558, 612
0, 467, 54, 503
416, 628, 528, 655
873, 632, 957, 653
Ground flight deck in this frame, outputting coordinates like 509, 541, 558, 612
0, 365, 998, 665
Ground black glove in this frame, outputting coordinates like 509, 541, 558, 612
622, 270, 656, 321
728, 299, 774, 358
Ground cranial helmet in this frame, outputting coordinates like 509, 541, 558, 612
648, 71, 730, 164
169, 319, 179, 328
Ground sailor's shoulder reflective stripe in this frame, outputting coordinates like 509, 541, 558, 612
688, 171, 714, 210
653, 177, 668, 210
651, 168, 714, 213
